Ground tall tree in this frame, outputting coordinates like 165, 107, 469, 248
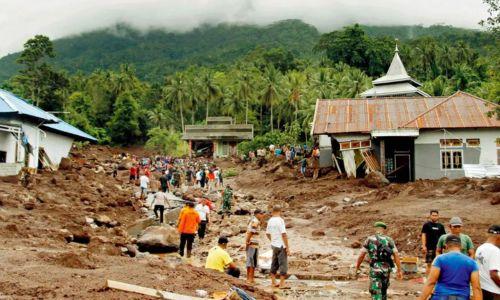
107, 92, 142, 145
165, 73, 187, 131
261, 66, 281, 132
286, 71, 306, 122
199, 70, 220, 123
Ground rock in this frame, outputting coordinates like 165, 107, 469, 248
59, 229, 73, 243
317, 206, 330, 214
136, 225, 180, 253
485, 182, 500, 193
72, 231, 91, 244
352, 201, 368, 207
23, 202, 35, 210
234, 202, 254, 215
312, 229, 325, 237
85, 217, 95, 225
362, 171, 390, 188
125, 244, 138, 257
350, 241, 362, 249
59, 157, 72, 170
195, 290, 208, 298
343, 197, 351, 203
491, 194, 500, 205
94, 215, 112, 227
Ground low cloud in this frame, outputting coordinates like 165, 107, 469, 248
0, 0, 488, 57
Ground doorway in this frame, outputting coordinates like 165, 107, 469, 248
394, 154, 411, 183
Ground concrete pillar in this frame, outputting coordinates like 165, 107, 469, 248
380, 139, 386, 175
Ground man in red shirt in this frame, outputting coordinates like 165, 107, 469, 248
178, 201, 200, 258
129, 165, 137, 182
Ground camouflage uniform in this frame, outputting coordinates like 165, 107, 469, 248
221, 187, 233, 214
362, 234, 397, 300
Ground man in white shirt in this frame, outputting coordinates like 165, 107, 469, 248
266, 206, 290, 289
151, 190, 170, 224
195, 199, 210, 239
139, 174, 149, 199
476, 225, 500, 300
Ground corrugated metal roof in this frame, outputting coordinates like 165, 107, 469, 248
0, 89, 59, 123
0, 89, 96, 142
360, 82, 430, 98
43, 120, 97, 142
312, 91, 500, 135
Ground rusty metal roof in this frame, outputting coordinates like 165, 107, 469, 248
312, 91, 500, 135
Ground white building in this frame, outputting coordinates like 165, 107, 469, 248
0, 89, 96, 176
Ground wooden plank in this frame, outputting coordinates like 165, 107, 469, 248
332, 154, 342, 175
106, 280, 206, 300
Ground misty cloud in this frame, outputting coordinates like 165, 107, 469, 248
0, 0, 488, 57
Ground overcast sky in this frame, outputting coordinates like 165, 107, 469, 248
0, 0, 489, 57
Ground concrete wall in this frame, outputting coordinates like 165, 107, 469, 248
40, 130, 74, 166
414, 128, 497, 179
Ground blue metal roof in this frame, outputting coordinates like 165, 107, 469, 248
43, 119, 97, 142
0, 89, 97, 142
0, 89, 59, 123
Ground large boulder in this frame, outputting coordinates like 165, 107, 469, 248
59, 157, 72, 170
136, 225, 180, 253
362, 171, 390, 188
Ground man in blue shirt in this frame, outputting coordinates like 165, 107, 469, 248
420, 234, 482, 300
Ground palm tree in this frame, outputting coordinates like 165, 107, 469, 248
199, 71, 220, 123
339, 69, 371, 98
261, 66, 281, 132
286, 71, 306, 122
147, 104, 174, 129
164, 73, 187, 132
185, 76, 200, 124
237, 71, 253, 124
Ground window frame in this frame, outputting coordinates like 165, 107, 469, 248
440, 149, 464, 170
466, 138, 480, 148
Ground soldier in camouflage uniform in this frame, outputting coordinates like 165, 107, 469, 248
221, 185, 233, 215
355, 221, 403, 300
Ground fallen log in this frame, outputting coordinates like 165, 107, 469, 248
106, 279, 205, 300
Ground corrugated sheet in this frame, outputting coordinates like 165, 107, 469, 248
312, 91, 500, 135
0, 89, 59, 123
464, 164, 500, 178
43, 120, 97, 142
0, 89, 96, 142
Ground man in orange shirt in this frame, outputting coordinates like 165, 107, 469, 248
178, 201, 200, 258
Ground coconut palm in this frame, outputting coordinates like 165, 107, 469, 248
199, 70, 220, 123
261, 66, 281, 132
164, 73, 187, 131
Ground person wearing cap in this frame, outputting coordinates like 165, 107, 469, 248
245, 209, 266, 284
205, 236, 240, 278
475, 225, 500, 299
355, 221, 403, 300
421, 210, 447, 275
177, 200, 200, 258
420, 234, 482, 300
436, 217, 475, 258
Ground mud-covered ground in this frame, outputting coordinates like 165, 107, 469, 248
0, 146, 498, 299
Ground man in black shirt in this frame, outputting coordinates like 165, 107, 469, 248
421, 209, 446, 275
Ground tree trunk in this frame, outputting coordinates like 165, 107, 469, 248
206, 98, 209, 124
260, 104, 264, 134
295, 101, 298, 122
245, 98, 248, 125
180, 97, 185, 133
270, 103, 274, 132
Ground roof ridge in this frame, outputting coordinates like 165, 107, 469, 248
398, 91, 498, 128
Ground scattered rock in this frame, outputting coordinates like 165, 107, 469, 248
316, 206, 330, 214
94, 215, 113, 227
350, 241, 362, 249
343, 197, 351, 203
23, 202, 35, 210
362, 171, 390, 188
85, 217, 95, 225
491, 194, 500, 205
59, 157, 72, 170
72, 231, 91, 244
352, 201, 368, 207
136, 225, 180, 253
125, 244, 138, 257
312, 229, 325, 237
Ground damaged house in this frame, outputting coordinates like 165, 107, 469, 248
0, 89, 96, 176
312, 47, 500, 182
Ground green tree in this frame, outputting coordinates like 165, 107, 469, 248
261, 66, 281, 132
107, 92, 142, 145
164, 73, 187, 131
199, 70, 220, 123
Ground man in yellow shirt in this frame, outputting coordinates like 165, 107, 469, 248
205, 236, 240, 278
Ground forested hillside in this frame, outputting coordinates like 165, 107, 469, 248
0, 21, 494, 83
0, 20, 320, 83
1, 19, 498, 151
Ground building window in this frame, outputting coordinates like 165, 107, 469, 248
441, 150, 463, 170
466, 139, 480, 147
339, 140, 371, 151
440, 139, 462, 147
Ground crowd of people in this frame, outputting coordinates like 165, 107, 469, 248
120, 152, 499, 298
355, 211, 499, 300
